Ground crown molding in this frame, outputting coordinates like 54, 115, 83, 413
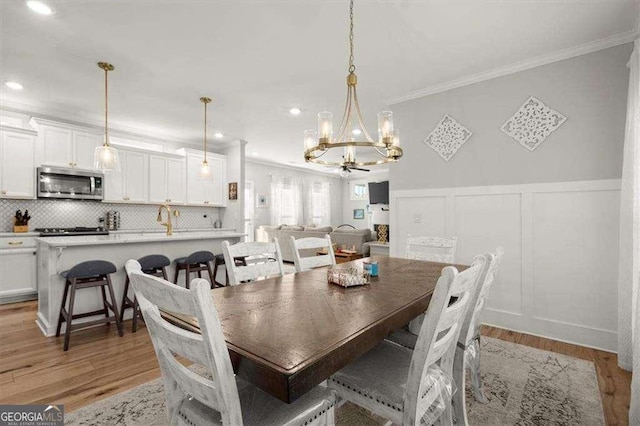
245, 157, 341, 178
388, 29, 640, 105
0, 99, 230, 151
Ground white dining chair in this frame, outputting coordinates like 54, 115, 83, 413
290, 235, 336, 273
387, 247, 504, 425
126, 259, 336, 426
405, 235, 458, 335
222, 240, 285, 286
328, 256, 486, 425
405, 234, 458, 263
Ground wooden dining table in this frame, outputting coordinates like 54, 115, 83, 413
163, 256, 468, 404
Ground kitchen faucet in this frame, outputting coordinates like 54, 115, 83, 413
157, 204, 173, 236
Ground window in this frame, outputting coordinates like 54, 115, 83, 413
306, 180, 331, 226
271, 176, 302, 225
350, 180, 368, 200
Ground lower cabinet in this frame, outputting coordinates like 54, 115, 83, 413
0, 246, 37, 303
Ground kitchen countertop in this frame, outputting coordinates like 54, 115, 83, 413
109, 228, 236, 234
36, 231, 246, 247
0, 232, 40, 237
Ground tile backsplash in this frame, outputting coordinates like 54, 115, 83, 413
0, 199, 222, 232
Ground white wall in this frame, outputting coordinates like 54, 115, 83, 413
388, 44, 631, 352
221, 141, 246, 232
245, 160, 343, 229
390, 180, 620, 351
341, 170, 389, 229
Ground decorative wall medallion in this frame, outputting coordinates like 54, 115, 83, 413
424, 114, 472, 161
501, 96, 567, 151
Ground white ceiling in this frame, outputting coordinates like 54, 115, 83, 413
1, 0, 638, 172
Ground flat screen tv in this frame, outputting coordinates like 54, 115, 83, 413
368, 181, 389, 204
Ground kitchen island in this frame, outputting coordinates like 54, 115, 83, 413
35, 231, 244, 337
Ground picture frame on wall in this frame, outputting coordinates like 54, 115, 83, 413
257, 194, 269, 208
228, 182, 238, 200
353, 208, 365, 219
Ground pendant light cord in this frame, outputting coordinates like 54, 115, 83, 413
203, 100, 207, 163
104, 66, 109, 146
349, 0, 355, 74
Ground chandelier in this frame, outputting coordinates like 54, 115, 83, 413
94, 62, 120, 172
304, 0, 402, 170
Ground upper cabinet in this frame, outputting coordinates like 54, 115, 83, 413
30, 118, 102, 170
185, 151, 227, 207
149, 154, 186, 204
0, 127, 36, 199
103, 149, 149, 203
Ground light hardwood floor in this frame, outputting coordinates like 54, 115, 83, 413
0, 300, 632, 425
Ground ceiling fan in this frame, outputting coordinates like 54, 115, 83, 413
339, 163, 370, 173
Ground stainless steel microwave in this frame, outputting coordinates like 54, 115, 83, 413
37, 167, 104, 200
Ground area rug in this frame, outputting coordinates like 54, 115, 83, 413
65, 337, 605, 425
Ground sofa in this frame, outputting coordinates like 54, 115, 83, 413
256, 225, 375, 262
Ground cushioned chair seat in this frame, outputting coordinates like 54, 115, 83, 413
328, 340, 448, 424
386, 328, 418, 350
177, 376, 336, 426
175, 250, 214, 265
60, 260, 117, 280
138, 254, 170, 271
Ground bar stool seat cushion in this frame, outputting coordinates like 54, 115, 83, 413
60, 260, 117, 280
138, 254, 171, 271
175, 251, 214, 265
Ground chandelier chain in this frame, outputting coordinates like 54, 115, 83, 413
349, 0, 355, 73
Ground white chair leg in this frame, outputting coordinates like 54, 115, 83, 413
452, 346, 468, 426
468, 338, 489, 404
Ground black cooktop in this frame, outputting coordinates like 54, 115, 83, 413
36, 227, 109, 237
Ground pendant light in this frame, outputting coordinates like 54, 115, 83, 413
94, 62, 120, 172
304, 0, 403, 170
199, 97, 212, 179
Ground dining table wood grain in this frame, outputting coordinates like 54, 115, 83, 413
162, 256, 469, 403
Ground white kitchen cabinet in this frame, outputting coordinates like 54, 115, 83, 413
185, 151, 227, 207
73, 131, 103, 169
104, 148, 149, 202
0, 127, 36, 199
30, 119, 102, 169
149, 155, 186, 204
0, 236, 37, 303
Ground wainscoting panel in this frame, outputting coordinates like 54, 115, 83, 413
531, 190, 620, 333
453, 194, 523, 316
390, 180, 621, 352
394, 196, 447, 244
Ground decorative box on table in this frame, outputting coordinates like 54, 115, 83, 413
327, 267, 370, 288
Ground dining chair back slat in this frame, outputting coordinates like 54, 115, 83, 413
222, 240, 285, 285
403, 257, 485, 425
126, 260, 242, 425
291, 235, 336, 273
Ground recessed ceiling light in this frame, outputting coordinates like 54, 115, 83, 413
352, 129, 362, 135
252, 152, 260, 156
5, 81, 24, 90
289, 107, 302, 116
26, 1, 53, 15
214, 132, 224, 139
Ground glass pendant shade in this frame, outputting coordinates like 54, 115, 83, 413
199, 160, 211, 179
317, 112, 333, 143
377, 111, 394, 143
94, 143, 120, 172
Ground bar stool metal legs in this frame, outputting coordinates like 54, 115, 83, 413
55, 260, 123, 351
